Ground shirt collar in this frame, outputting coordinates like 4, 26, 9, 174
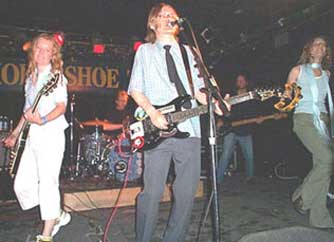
38, 64, 52, 77
155, 39, 179, 50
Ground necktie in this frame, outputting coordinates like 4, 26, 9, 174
164, 45, 191, 108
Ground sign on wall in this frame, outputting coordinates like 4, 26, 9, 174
0, 62, 129, 93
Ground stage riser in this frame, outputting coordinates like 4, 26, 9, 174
64, 181, 203, 211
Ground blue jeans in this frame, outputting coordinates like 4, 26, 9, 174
217, 132, 254, 182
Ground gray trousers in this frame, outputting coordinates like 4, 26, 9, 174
292, 113, 334, 228
135, 137, 201, 242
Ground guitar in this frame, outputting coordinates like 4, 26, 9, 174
8, 72, 60, 178
128, 88, 282, 151
217, 112, 288, 136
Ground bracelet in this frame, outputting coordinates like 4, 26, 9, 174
41, 116, 48, 125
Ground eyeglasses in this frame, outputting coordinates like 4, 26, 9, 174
157, 12, 177, 19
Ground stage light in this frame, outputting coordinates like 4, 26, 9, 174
133, 41, 143, 52
93, 44, 105, 54
22, 41, 31, 52
54, 32, 65, 47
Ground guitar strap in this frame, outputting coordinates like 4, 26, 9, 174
179, 43, 195, 97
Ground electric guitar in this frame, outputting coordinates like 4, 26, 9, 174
217, 112, 288, 136
128, 88, 282, 151
8, 72, 60, 178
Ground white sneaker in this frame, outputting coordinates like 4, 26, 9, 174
51, 211, 71, 237
36, 235, 53, 242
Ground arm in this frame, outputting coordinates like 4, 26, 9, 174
130, 90, 168, 129
2, 116, 25, 148
195, 90, 230, 116
24, 102, 66, 125
283, 65, 300, 98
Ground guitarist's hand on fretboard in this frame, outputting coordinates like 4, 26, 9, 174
255, 116, 264, 124
24, 108, 43, 125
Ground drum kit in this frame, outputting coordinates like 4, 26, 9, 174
69, 95, 142, 182
72, 118, 142, 182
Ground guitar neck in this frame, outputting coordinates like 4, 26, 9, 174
15, 87, 43, 140
231, 113, 287, 127
170, 105, 208, 123
169, 92, 257, 123
228, 91, 255, 105
31, 94, 43, 113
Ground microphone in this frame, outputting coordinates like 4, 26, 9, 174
168, 17, 186, 27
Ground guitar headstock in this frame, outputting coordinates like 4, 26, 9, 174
40, 72, 60, 96
253, 87, 283, 102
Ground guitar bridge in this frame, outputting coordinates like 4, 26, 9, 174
159, 128, 177, 138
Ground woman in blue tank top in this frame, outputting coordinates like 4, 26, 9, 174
284, 36, 334, 229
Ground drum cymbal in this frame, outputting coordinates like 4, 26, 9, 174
80, 119, 107, 126
80, 120, 123, 131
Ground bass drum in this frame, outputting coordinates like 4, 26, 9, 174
102, 137, 142, 182
79, 133, 112, 164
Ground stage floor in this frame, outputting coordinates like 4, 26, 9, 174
0, 174, 333, 242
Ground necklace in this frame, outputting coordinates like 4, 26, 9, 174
311, 63, 321, 69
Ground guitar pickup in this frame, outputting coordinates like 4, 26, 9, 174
129, 121, 145, 139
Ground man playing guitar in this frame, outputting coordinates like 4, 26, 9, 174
128, 3, 226, 242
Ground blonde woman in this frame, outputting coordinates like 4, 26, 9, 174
4, 33, 70, 242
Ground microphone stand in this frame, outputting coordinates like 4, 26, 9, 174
69, 93, 78, 179
177, 19, 227, 242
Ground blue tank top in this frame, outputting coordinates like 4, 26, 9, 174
295, 64, 329, 114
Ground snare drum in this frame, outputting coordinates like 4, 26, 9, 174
102, 137, 142, 182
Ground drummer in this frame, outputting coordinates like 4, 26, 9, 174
101, 90, 133, 137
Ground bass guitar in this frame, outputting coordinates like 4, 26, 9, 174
128, 88, 282, 151
217, 112, 288, 136
8, 72, 60, 178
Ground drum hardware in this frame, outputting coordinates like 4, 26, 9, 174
68, 93, 84, 180
69, 113, 142, 181
72, 127, 113, 179
101, 136, 143, 182
114, 160, 127, 174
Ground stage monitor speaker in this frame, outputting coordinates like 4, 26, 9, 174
238, 226, 333, 242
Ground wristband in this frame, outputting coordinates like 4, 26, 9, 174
41, 116, 48, 125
